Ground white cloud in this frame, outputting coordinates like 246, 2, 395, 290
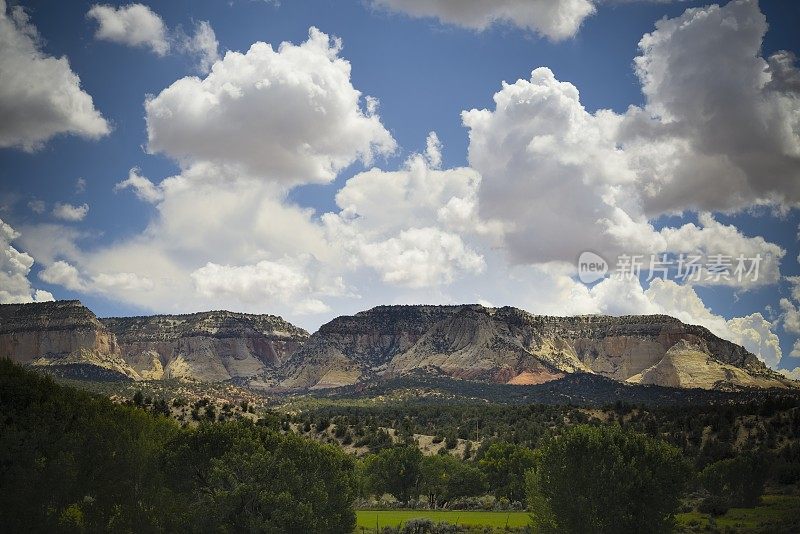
87, 3, 169, 55
781, 366, 800, 380
75, 177, 87, 194
145, 27, 395, 185
27, 199, 45, 214
357, 227, 485, 288
659, 213, 785, 288
0, 218, 53, 303
92, 271, 154, 292
621, 0, 800, 213
87, 4, 220, 73
726, 313, 782, 370
0, 0, 109, 150
786, 275, 800, 302
178, 20, 220, 73
191, 259, 329, 315
371, 0, 596, 40
114, 167, 163, 203
322, 137, 492, 288
779, 298, 800, 335
460, 0, 793, 287
52, 202, 89, 222
38, 260, 85, 291
462, 67, 661, 265
191, 260, 309, 302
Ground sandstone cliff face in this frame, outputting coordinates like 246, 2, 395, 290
0, 301, 791, 391
627, 340, 781, 389
101, 311, 309, 382
280, 305, 788, 391
0, 301, 137, 379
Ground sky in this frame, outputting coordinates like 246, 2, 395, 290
1, 0, 800, 376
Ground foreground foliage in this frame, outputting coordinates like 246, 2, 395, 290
0, 359, 357, 533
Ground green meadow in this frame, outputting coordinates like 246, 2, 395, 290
675, 494, 800, 532
355, 510, 530, 531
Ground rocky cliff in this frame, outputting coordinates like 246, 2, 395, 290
0, 301, 792, 391
0, 302, 308, 382
0, 301, 137, 380
101, 311, 308, 382
279, 304, 789, 391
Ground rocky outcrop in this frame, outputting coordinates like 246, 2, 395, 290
0, 301, 137, 379
102, 311, 308, 382
280, 305, 790, 391
626, 340, 782, 389
0, 302, 308, 382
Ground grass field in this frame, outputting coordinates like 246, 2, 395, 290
676, 494, 800, 532
355, 510, 530, 531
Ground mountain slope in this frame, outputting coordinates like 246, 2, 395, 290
0, 301, 137, 380
102, 311, 308, 382
279, 305, 789, 391
0, 301, 792, 391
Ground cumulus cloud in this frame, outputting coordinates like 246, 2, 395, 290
786, 275, 800, 302
622, 0, 800, 213
114, 167, 163, 203
358, 227, 485, 288
323, 135, 491, 288
177, 20, 220, 73
52, 202, 89, 222
371, 0, 596, 41
92, 271, 154, 292
726, 313, 783, 370
87, 3, 169, 55
39, 260, 85, 291
463, 67, 660, 265
0, 0, 109, 150
659, 213, 785, 288
0, 218, 53, 303
191, 258, 331, 315
21, 162, 338, 318
462, 0, 793, 288
779, 298, 800, 335
87, 4, 219, 73
145, 27, 395, 185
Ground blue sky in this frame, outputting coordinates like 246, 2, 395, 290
1, 0, 800, 375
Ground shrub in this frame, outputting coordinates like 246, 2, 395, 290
527, 424, 691, 534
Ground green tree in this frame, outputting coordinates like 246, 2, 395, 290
420, 454, 486, 508
363, 445, 423, 504
700, 452, 768, 508
527, 425, 691, 534
478, 441, 536, 502
161, 421, 357, 533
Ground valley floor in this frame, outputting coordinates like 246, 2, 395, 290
355, 493, 800, 533
354, 510, 530, 531
675, 493, 800, 533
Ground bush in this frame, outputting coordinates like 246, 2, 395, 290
527, 424, 691, 534
700, 453, 768, 508
697, 495, 730, 516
